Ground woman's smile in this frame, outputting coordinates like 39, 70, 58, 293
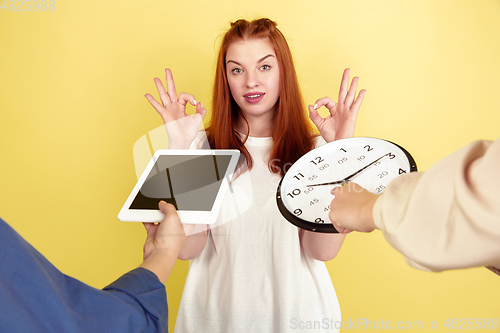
243, 92, 265, 103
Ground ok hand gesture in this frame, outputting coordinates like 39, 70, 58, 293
309, 68, 366, 143
145, 68, 207, 148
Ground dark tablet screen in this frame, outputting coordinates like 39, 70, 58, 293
129, 154, 232, 211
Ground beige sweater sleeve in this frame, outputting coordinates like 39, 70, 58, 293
373, 139, 500, 272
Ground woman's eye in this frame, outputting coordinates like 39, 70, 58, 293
231, 68, 243, 74
261, 64, 271, 71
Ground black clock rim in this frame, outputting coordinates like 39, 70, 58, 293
384, 138, 418, 172
275, 137, 418, 233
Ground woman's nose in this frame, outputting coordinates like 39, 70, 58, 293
245, 71, 259, 88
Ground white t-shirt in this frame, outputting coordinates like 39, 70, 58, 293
174, 135, 341, 333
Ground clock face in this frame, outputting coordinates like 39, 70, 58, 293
276, 137, 417, 233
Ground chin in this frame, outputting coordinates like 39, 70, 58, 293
239, 105, 275, 117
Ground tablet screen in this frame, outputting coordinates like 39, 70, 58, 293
128, 154, 232, 211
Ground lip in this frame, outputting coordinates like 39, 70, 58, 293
243, 92, 265, 104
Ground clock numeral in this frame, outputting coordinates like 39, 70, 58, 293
308, 174, 318, 181
310, 156, 325, 165
303, 187, 314, 194
314, 218, 325, 224
310, 198, 319, 205
378, 171, 388, 178
389, 152, 396, 159
293, 173, 304, 181
324, 205, 330, 212
357, 155, 366, 161
375, 185, 386, 193
374, 161, 382, 166
319, 163, 329, 171
293, 209, 302, 216
364, 145, 374, 152
287, 188, 301, 199
340, 148, 347, 153
338, 157, 347, 164
399, 168, 407, 174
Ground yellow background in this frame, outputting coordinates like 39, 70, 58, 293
1, 0, 499, 332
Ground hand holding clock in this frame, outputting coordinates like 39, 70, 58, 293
308, 68, 366, 143
328, 183, 378, 233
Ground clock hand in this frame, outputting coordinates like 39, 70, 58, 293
307, 153, 391, 187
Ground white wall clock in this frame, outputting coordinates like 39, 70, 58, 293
276, 137, 417, 233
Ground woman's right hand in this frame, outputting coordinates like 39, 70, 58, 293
145, 68, 207, 149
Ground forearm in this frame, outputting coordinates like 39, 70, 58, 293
139, 249, 179, 284
178, 229, 208, 260
374, 140, 500, 271
300, 229, 346, 261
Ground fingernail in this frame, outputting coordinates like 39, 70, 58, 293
200, 102, 203, 109
313, 103, 318, 110
193, 99, 197, 105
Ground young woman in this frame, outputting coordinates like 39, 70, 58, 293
146, 18, 365, 333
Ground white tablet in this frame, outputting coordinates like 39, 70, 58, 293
118, 149, 240, 224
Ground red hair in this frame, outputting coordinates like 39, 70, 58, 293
207, 18, 316, 176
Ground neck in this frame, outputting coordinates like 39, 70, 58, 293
235, 112, 274, 138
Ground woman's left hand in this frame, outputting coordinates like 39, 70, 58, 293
309, 68, 366, 142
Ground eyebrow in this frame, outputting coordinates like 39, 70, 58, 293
226, 54, 275, 66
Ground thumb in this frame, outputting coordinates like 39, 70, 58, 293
159, 201, 179, 218
196, 101, 208, 118
308, 105, 322, 126
159, 200, 169, 214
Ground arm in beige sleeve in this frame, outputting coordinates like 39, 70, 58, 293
373, 138, 500, 271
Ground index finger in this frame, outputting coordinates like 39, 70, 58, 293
143, 222, 157, 231
330, 185, 344, 195
313, 97, 336, 114
165, 68, 178, 103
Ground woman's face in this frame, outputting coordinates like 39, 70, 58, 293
225, 38, 280, 120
